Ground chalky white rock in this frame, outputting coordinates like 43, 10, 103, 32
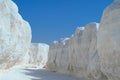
0, 0, 32, 69
98, 0, 120, 80
27, 43, 49, 68
47, 22, 100, 79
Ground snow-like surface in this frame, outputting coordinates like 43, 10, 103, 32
61, 38, 70, 45
0, 67, 30, 80
77, 27, 85, 30
53, 41, 58, 44
25, 69, 81, 80
0, 67, 81, 80
96, 23, 99, 31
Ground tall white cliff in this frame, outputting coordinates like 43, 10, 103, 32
0, 0, 32, 69
46, 22, 100, 79
98, 0, 120, 80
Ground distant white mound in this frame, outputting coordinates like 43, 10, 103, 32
25, 43, 49, 68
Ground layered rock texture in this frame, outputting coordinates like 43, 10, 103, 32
0, 0, 49, 69
47, 0, 120, 80
0, 0, 31, 69
46, 22, 101, 79
97, 0, 120, 80
27, 43, 49, 68
1, 0, 120, 80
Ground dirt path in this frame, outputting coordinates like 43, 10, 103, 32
0, 68, 86, 80
24, 69, 81, 80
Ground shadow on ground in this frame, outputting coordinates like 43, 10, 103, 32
23, 69, 83, 80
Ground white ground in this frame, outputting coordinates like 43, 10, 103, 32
0, 67, 81, 80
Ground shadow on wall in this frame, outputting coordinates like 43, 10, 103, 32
23, 69, 83, 80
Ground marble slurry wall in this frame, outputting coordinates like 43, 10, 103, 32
0, 0, 32, 69
97, 0, 120, 80
26, 43, 49, 68
46, 22, 108, 80
0, 0, 50, 69
47, 0, 120, 80
1, 0, 120, 80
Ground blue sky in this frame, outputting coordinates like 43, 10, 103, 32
13, 0, 113, 44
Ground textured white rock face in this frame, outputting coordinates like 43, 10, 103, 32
46, 38, 70, 73
68, 27, 84, 77
70, 23, 100, 79
56, 38, 70, 74
46, 42, 58, 71
47, 22, 100, 79
77, 23, 98, 78
98, 0, 120, 80
27, 43, 49, 68
0, 0, 31, 69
